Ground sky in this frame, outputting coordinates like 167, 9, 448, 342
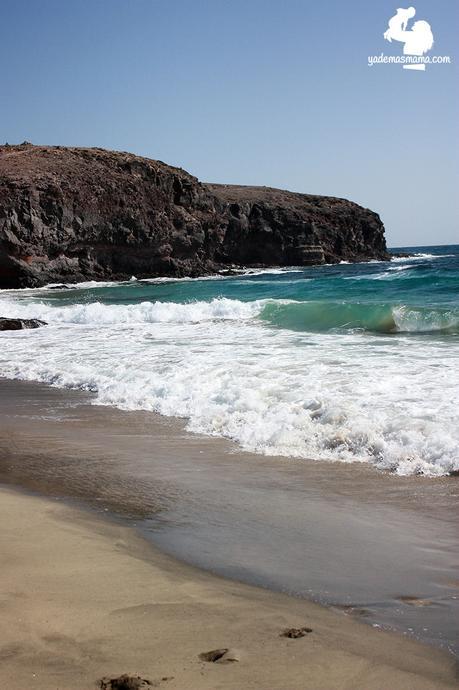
1, 0, 458, 247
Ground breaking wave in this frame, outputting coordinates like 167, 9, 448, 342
260, 301, 459, 334
2, 297, 457, 335
1, 247, 458, 478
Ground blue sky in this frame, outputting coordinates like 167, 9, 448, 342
1, 0, 458, 246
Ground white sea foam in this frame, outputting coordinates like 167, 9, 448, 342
0, 297, 264, 324
392, 306, 459, 333
343, 266, 414, 280
0, 295, 458, 477
0, 279, 128, 294
388, 264, 414, 272
140, 267, 304, 283
389, 253, 453, 262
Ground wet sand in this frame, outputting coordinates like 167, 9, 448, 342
0, 378, 458, 661
1, 487, 458, 690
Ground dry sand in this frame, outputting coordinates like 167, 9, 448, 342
0, 487, 456, 690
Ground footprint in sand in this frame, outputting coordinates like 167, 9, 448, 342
332, 604, 371, 617
281, 626, 313, 639
199, 648, 240, 663
397, 596, 434, 607
99, 675, 152, 690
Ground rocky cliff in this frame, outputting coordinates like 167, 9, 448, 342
0, 144, 389, 288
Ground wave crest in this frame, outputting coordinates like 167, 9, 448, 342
2, 296, 458, 334
0, 293, 458, 476
0, 297, 262, 325
260, 301, 459, 334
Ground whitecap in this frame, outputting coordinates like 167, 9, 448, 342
0, 293, 457, 477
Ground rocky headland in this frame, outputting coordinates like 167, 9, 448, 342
0, 144, 389, 288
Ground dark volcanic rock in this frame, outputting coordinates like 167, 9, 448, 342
0, 144, 389, 288
0, 317, 46, 330
209, 184, 388, 267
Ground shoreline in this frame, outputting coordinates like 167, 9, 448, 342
1, 376, 458, 660
0, 249, 443, 293
1, 484, 457, 690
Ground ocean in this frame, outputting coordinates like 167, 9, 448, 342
0, 244, 458, 477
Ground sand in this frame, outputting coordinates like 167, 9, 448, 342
0, 487, 456, 690
1, 378, 458, 656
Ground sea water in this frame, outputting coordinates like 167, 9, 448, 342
1, 244, 458, 477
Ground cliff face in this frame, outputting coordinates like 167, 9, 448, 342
0, 144, 389, 288
210, 184, 388, 268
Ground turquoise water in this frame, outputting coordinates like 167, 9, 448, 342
35, 245, 459, 333
1, 245, 458, 475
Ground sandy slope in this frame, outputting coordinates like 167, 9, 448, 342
0, 488, 456, 690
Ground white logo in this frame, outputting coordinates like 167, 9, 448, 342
384, 7, 433, 70
367, 7, 451, 70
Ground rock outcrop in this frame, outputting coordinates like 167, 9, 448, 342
210, 184, 388, 268
0, 144, 389, 288
0, 317, 46, 330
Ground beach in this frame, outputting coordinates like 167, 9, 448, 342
1, 249, 458, 687
0, 376, 458, 690
1, 485, 457, 690
1, 0, 458, 684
